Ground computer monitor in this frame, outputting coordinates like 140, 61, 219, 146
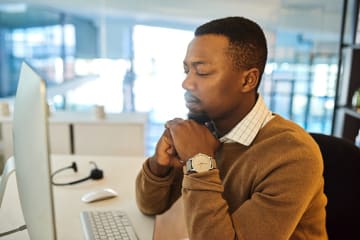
12, 61, 57, 239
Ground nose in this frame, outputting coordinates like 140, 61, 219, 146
182, 73, 195, 91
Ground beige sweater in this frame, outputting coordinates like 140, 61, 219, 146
136, 115, 328, 240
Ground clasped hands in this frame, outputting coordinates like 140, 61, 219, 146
149, 118, 220, 177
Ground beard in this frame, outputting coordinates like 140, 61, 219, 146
184, 91, 211, 124
187, 111, 218, 138
187, 111, 211, 124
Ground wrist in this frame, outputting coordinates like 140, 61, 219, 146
183, 153, 217, 175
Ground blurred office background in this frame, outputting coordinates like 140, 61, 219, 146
0, 0, 352, 154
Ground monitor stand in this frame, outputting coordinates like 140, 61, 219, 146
0, 156, 15, 207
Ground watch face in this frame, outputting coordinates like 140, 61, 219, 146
192, 154, 212, 172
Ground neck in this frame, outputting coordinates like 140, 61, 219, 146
214, 93, 258, 137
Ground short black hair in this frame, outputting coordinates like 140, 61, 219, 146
195, 16, 268, 80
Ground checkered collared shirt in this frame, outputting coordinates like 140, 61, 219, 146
219, 95, 273, 146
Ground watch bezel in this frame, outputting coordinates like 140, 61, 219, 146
184, 153, 216, 174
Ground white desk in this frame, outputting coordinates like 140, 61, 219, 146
0, 155, 154, 240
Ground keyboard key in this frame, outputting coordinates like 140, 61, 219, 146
80, 210, 138, 240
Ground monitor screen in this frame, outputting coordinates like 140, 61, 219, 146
12, 62, 57, 239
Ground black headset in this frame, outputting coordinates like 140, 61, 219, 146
51, 161, 103, 186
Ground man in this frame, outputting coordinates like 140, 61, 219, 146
136, 16, 328, 239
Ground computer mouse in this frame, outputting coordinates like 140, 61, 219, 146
81, 188, 118, 203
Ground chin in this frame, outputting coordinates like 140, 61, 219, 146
187, 112, 211, 124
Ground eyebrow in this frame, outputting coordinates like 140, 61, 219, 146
183, 61, 209, 68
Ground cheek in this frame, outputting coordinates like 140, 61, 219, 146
198, 79, 238, 114
215, 72, 242, 98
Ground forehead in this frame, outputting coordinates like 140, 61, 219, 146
184, 34, 230, 63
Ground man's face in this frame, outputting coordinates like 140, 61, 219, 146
182, 34, 248, 124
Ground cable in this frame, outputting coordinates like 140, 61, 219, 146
51, 161, 78, 177
0, 224, 27, 237
51, 161, 103, 186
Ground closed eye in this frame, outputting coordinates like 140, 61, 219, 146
183, 70, 210, 76
197, 72, 210, 76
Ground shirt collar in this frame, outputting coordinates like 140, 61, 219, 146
219, 95, 272, 146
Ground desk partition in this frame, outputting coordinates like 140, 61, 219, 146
0, 120, 72, 159
73, 122, 145, 156
0, 111, 148, 160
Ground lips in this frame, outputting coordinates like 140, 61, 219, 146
185, 101, 199, 110
184, 91, 201, 110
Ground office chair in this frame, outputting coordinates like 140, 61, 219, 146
309, 133, 360, 239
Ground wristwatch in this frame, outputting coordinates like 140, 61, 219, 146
184, 153, 217, 174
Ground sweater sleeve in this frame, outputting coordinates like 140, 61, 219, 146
135, 158, 183, 215
181, 143, 326, 240
182, 169, 237, 239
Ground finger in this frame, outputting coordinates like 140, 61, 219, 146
162, 128, 174, 145
166, 145, 176, 155
165, 118, 184, 127
163, 129, 179, 157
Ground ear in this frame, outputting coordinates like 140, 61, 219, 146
241, 68, 259, 92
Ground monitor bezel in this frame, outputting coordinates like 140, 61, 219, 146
12, 61, 57, 239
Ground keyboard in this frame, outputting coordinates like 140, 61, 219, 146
80, 210, 138, 240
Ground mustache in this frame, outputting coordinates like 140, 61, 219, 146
184, 91, 200, 103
